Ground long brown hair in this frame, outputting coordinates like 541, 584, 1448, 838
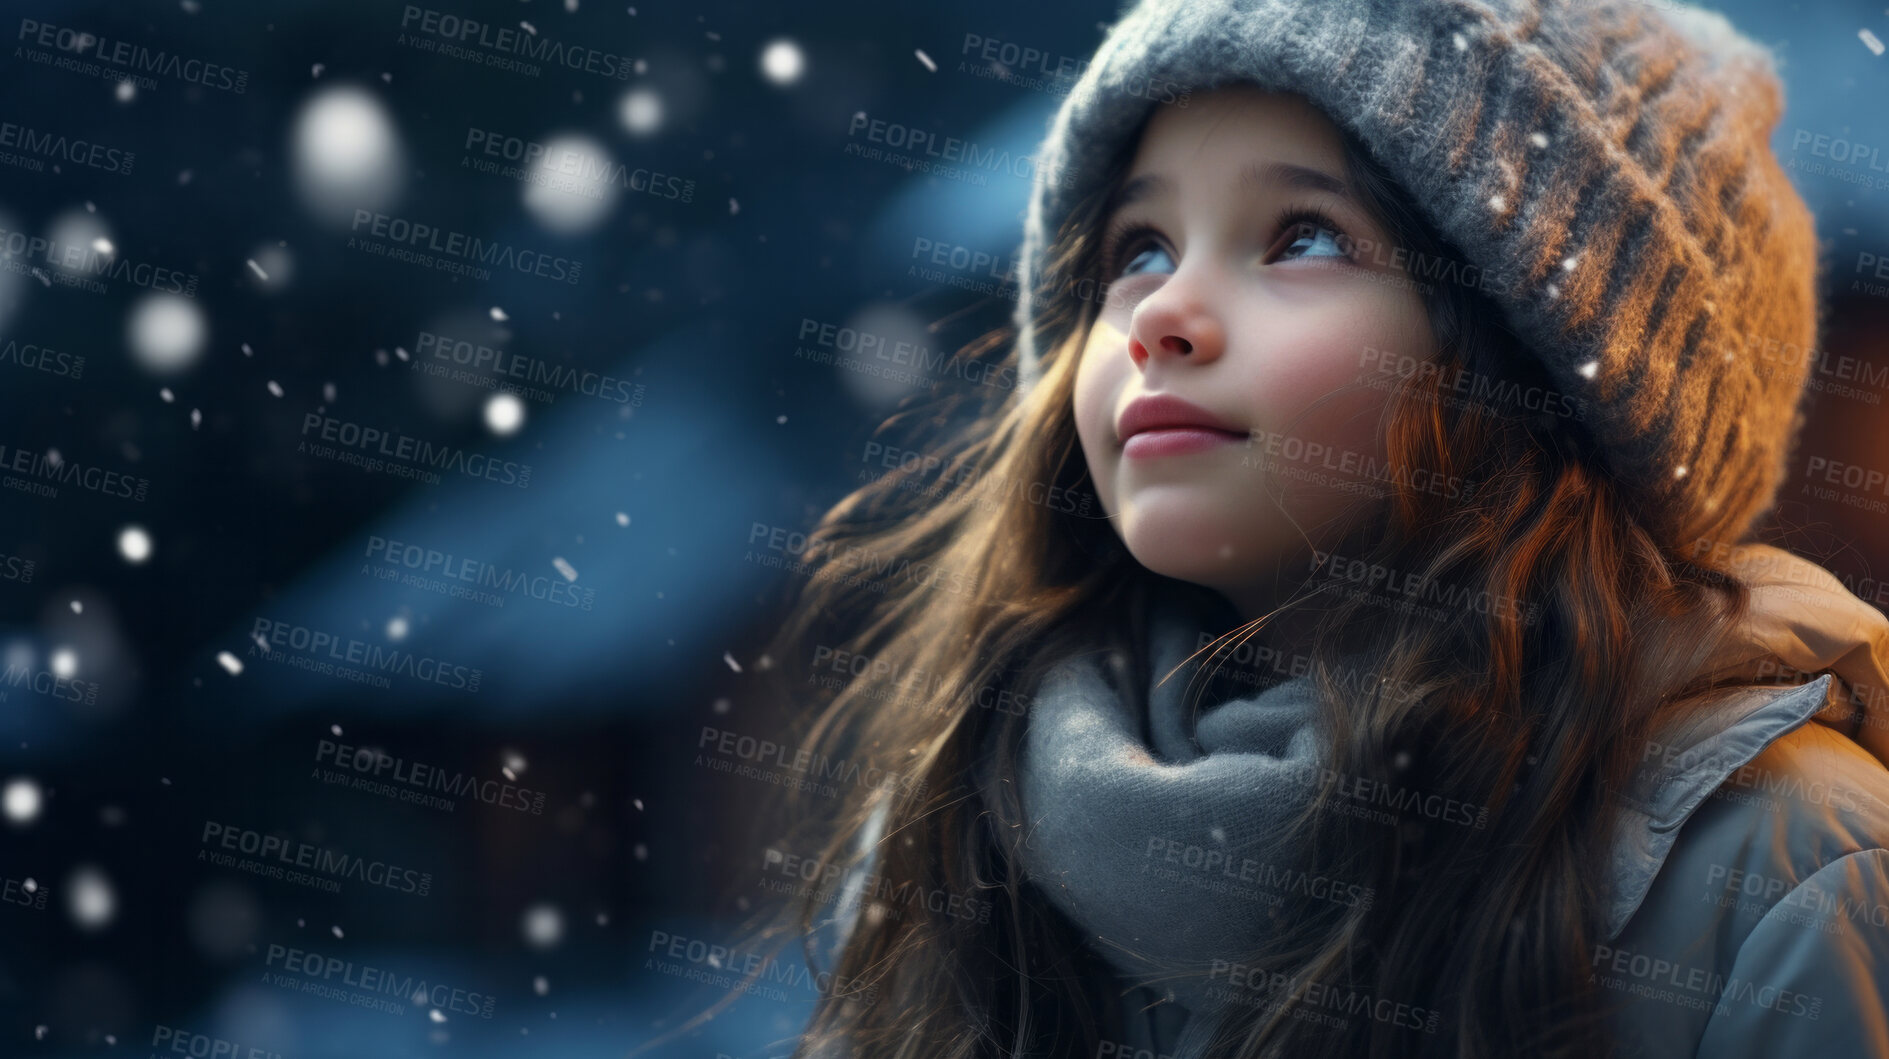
668, 90, 1783, 1059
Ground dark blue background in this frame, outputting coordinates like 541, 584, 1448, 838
0, 1, 1884, 1056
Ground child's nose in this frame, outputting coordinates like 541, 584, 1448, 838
1126, 286, 1225, 370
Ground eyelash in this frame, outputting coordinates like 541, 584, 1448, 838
1099, 204, 1354, 277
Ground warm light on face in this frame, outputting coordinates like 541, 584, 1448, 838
1071, 85, 1438, 620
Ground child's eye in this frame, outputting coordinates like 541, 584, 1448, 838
1269, 208, 1353, 264
1101, 222, 1172, 279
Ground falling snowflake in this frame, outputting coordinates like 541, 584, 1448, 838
522, 903, 564, 948
3, 778, 42, 823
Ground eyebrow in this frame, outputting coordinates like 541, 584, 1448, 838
1109, 160, 1353, 213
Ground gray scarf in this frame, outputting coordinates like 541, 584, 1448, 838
994, 583, 1343, 1037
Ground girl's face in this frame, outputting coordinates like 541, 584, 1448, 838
1073, 85, 1438, 622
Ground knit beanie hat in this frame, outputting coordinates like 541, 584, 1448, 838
1011, 0, 1822, 547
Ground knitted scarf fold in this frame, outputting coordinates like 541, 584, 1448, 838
997, 584, 1334, 1027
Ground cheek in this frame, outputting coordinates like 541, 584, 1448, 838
1238, 290, 1430, 460
1073, 322, 1127, 506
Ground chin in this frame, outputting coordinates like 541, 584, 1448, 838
1118, 504, 1272, 587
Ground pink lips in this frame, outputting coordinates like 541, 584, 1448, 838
1116, 392, 1248, 460
1122, 427, 1247, 459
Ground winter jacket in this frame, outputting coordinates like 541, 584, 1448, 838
1097, 672, 1889, 1058
828, 671, 1889, 1057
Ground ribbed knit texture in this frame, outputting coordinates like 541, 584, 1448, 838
1011, 0, 1822, 545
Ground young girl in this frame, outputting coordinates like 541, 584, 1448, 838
740, 1, 1889, 1056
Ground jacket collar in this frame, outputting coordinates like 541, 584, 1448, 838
1603, 673, 1840, 939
